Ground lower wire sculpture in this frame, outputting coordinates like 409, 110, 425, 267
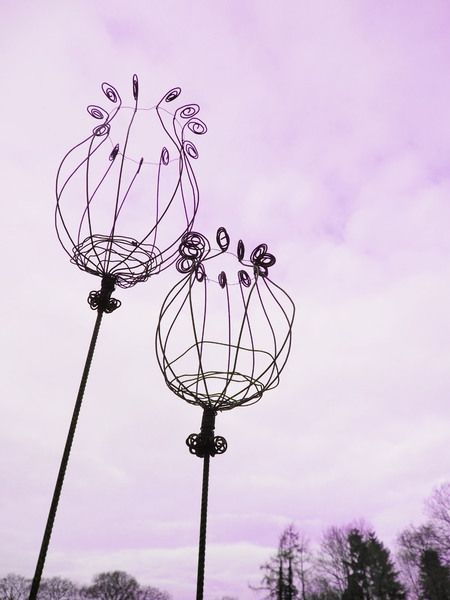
156, 227, 295, 599
28, 276, 120, 600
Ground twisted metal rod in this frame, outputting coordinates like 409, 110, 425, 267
156, 228, 295, 596
29, 276, 118, 600
185, 407, 228, 600
197, 448, 210, 600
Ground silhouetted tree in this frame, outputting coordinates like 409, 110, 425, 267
318, 526, 405, 599
426, 482, 450, 563
397, 482, 450, 598
38, 577, 79, 600
364, 532, 405, 599
256, 524, 312, 599
82, 572, 139, 600
342, 529, 369, 600
0, 574, 30, 600
137, 586, 171, 600
316, 524, 356, 594
307, 580, 340, 600
397, 524, 437, 599
342, 528, 405, 599
418, 548, 450, 600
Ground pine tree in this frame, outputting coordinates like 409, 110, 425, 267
341, 528, 405, 600
366, 532, 405, 599
418, 548, 450, 600
342, 529, 369, 600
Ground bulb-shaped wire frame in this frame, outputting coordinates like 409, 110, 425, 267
29, 76, 207, 600
156, 227, 294, 411
56, 73, 206, 292
155, 227, 295, 600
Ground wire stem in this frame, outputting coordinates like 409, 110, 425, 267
29, 307, 104, 600
196, 450, 210, 600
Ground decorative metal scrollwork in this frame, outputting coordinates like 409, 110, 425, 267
185, 432, 228, 458
213, 436, 228, 455
87, 290, 121, 313
86, 274, 122, 313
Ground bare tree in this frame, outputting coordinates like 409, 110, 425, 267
0, 574, 30, 600
137, 586, 171, 600
254, 524, 312, 599
426, 481, 450, 561
397, 523, 437, 599
315, 525, 351, 594
37, 577, 79, 600
307, 576, 340, 600
396, 481, 450, 598
82, 572, 139, 600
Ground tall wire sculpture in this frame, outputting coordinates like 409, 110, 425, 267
155, 227, 295, 600
29, 75, 206, 600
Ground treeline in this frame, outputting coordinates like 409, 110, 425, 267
0, 571, 171, 600
255, 481, 450, 599
3, 482, 449, 599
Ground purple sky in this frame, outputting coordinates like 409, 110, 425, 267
1, 1, 450, 598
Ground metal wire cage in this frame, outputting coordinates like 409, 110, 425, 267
156, 227, 295, 412
155, 227, 295, 600
55, 74, 206, 289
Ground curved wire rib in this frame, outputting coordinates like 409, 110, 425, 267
55, 75, 207, 289
155, 228, 295, 600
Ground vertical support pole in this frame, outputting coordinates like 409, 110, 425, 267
186, 407, 227, 600
196, 450, 210, 600
29, 276, 116, 600
195, 407, 215, 600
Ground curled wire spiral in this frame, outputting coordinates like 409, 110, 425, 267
186, 407, 228, 458
55, 75, 207, 289
156, 227, 295, 412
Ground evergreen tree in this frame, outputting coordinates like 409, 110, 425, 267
366, 532, 405, 600
341, 528, 405, 600
418, 548, 450, 600
342, 529, 369, 600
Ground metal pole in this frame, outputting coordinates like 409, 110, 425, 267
29, 276, 117, 600
196, 450, 210, 600
186, 407, 227, 600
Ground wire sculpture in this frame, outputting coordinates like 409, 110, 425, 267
55, 73, 206, 292
29, 75, 206, 600
155, 227, 295, 600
